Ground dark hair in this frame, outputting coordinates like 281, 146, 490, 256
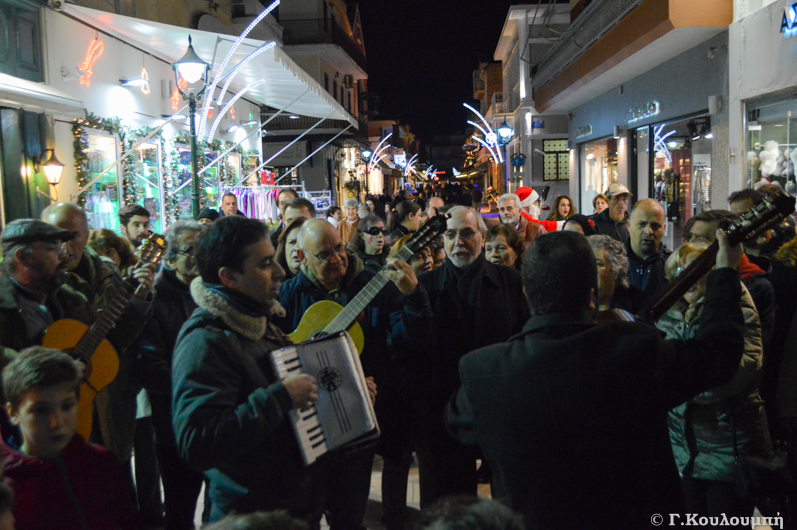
285, 198, 316, 217
118, 204, 150, 227
416, 496, 525, 530
326, 206, 341, 218
683, 210, 737, 242
728, 188, 765, 207
548, 195, 576, 221
485, 224, 524, 267
203, 510, 309, 530
522, 231, 597, 316
275, 217, 307, 280
88, 228, 138, 270
3, 346, 80, 408
222, 192, 237, 201
196, 216, 269, 284
349, 215, 384, 253
277, 188, 299, 204
395, 200, 422, 224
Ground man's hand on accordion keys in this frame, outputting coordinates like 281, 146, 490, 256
282, 373, 318, 410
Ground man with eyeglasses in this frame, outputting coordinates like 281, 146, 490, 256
276, 218, 431, 530
412, 206, 530, 508
130, 220, 206, 529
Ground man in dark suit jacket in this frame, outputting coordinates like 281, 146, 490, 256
446, 230, 745, 530
412, 206, 530, 508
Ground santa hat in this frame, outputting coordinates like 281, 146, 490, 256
516, 186, 539, 209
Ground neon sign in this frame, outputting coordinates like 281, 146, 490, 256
78, 38, 104, 87
140, 67, 150, 95
171, 78, 188, 112
626, 101, 659, 123
781, 2, 797, 38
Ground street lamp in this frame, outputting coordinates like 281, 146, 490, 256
361, 149, 373, 163
171, 35, 211, 219
496, 119, 514, 191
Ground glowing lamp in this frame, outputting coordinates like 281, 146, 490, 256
361, 149, 373, 163
171, 36, 210, 85
496, 120, 514, 146
36, 149, 65, 185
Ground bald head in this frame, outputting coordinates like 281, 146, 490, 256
297, 219, 348, 291
42, 202, 89, 270
627, 198, 665, 259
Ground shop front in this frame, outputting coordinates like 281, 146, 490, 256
729, 0, 797, 195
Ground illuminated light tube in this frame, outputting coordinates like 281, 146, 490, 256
216, 42, 276, 104
473, 136, 502, 163
198, 0, 280, 140
368, 133, 392, 174
206, 79, 266, 141
463, 103, 497, 141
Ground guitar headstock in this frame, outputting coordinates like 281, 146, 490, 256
404, 214, 448, 254
138, 233, 167, 267
726, 190, 796, 246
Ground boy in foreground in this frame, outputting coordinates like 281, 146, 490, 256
2, 346, 141, 530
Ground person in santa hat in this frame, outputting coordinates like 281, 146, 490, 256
515, 187, 562, 233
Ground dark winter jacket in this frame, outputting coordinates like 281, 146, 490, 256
447, 268, 745, 530
589, 209, 629, 244
626, 242, 671, 303
172, 279, 324, 522
132, 268, 197, 446
2, 435, 141, 530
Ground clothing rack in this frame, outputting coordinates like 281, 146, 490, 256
222, 184, 307, 223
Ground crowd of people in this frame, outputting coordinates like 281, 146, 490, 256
0, 178, 794, 530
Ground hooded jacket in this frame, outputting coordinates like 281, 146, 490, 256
2, 435, 141, 530
589, 209, 629, 244
626, 242, 671, 303
171, 279, 324, 522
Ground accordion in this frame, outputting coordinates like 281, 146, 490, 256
270, 331, 379, 465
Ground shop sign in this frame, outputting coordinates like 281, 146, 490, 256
627, 101, 659, 123
781, 2, 797, 38
575, 126, 593, 139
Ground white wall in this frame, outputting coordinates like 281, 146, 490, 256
734, 0, 783, 21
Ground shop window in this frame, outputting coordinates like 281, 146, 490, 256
131, 141, 163, 234
543, 139, 570, 181
83, 132, 122, 231
579, 138, 617, 214
746, 94, 797, 192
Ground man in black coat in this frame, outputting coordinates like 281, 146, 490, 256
446, 230, 745, 529
413, 206, 530, 508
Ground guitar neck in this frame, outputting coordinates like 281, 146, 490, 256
71, 277, 138, 361
324, 246, 415, 335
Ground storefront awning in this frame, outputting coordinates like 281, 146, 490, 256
0, 73, 85, 117
63, 5, 357, 127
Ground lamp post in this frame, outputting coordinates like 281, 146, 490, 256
360, 148, 373, 198
496, 119, 514, 193
171, 36, 211, 219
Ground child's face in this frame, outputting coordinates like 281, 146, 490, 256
7, 382, 78, 460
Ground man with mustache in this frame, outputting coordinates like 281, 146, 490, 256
276, 218, 430, 530
626, 198, 669, 302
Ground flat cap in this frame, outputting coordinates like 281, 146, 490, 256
1, 219, 74, 249
605, 183, 632, 198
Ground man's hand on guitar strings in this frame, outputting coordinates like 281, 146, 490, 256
366, 377, 377, 403
381, 258, 418, 295
132, 263, 156, 300
283, 373, 318, 410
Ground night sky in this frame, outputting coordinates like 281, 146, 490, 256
356, 0, 521, 148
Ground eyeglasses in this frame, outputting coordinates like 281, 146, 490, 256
444, 229, 477, 241
176, 245, 194, 256
363, 226, 387, 236
310, 242, 346, 262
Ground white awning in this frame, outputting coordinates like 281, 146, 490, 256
0, 73, 85, 117
64, 5, 357, 127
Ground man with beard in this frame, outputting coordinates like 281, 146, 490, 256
626, 198, 669, 302
412, 206, 529, 507
276, 219, 430, 529
497, 194, 546, 249
118, 204, 152, 249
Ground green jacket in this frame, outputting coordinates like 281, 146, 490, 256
657, 282, 772, 482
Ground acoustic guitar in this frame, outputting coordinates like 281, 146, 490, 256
42, 233, 166, 441
598, 190, 796, 325
289, 215, 448, 353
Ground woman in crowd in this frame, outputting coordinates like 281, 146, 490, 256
337, 198, 360, 245
593, 193, 609, 214
348, 215, 388, 274
384, 201, 395, 225
88, 228, 138, 274
484, 224, 524, 270
587, 235, 644, 314
548, 195, 576, 221
326, 206, 342, 228
386, 200, 422, 244
275, 218, 308, 282
657, 242, 770, 528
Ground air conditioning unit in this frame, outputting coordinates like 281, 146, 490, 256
342, 75, 354, 89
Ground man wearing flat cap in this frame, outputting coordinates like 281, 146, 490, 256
589, 183, 632, 244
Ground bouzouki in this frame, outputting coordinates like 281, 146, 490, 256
42, 233, 166, 441
289, 215, 448, 352
598, 191, 795, 325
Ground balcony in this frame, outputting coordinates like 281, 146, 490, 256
489, 92, 507, 116
280, 18, 367, 72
